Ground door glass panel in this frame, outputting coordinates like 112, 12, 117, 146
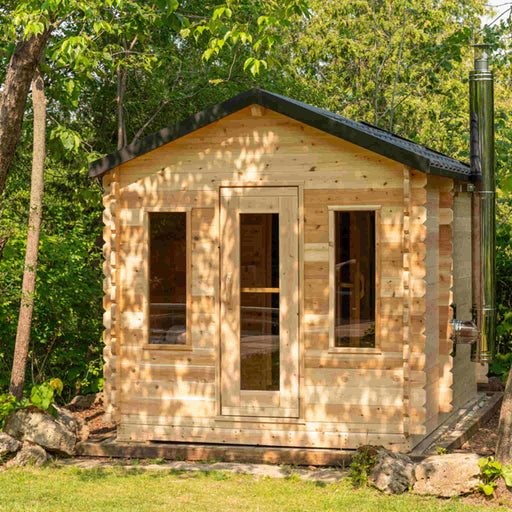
240, 214, 280, 390
149, 212, 187, 345
335, 211, 376, 348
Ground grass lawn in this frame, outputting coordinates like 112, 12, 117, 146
0, 465, 501, 512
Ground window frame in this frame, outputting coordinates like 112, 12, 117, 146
144, 206, 192, 351
328, 205, 381, 354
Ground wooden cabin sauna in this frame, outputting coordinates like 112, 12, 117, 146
89, 88, 486, 452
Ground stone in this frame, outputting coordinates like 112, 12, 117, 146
7, 442, 48, 467
413, 453, 481, 497
3, 407, 76, 455
53, 404, 78, 433
75, 415, 90, 442
53, 404, 89, 442
368, 448, 416, 494
67, 393, 98, 410
0, 432, 21, 456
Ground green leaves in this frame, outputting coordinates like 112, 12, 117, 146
30, 381, 55, 410
478, 457, 503, 496
49, 126, 82, 154
502, 465, 512, 487
49, 378, 63, 396
478, 483, 496, 496
0, 395, 18, 429
243, 57, 267, 75
489, 352, 512, 382
213, 7, 232, 20
501, 173, 512, 194
182, 0, 310, 76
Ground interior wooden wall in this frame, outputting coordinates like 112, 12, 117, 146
100, 105, 476, 451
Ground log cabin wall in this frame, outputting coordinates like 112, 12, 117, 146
421, 175, 455, 436
408, 169, 428, 441
102, 169, 120, 423
423, 176, 441, 436
100, 105, 474, 451
451, 188, 478, 409
438, 177, 455, 420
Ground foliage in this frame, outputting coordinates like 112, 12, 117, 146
489, 353, 512, 382
183, 0, 310, 76
0, 378, 62, 427
349, 446, 376, 487
502, 465, 512, 487
478, 457, 503, 496
0, 156, 104, 400
0, 394, 26, 429
275, 0, 485, 157
30, 379, 63, 416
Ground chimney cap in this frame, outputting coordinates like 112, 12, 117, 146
472, 43, 492, 71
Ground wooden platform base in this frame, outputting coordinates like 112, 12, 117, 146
76, 438, 353, 467
77, 392, 502, 466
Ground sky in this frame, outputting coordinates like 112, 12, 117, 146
481, 0, 512, 27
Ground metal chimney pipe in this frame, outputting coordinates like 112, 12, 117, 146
469, 44, 496, 362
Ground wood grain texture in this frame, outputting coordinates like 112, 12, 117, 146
451, 192, 477, 410
437, 177, 454, 416
102, 168, 120, 423
407, 169, 427, 438
103, 106, 473, 451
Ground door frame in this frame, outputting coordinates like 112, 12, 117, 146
218, 185, 303, 419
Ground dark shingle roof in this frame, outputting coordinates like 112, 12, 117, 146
89, 88, 473, 181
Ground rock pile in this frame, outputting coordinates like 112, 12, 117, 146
1, 395, 94, 467
363, 446, 483, 496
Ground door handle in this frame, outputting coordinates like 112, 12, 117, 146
225, 272, 233, 310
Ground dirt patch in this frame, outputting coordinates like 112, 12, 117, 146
455, 406, 500, 457
71, 401, 116, 440
459, 478, 512, 509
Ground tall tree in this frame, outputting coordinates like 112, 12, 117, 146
0, 31, 51, 201
1, 0, 310, 396
275, 0, 486, 157
9, 68, 46, 400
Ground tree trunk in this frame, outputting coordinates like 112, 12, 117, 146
0, 30, 50, 204
496, 369, 512, 464
9, 68, 46, 400
0, 234, 9, 262
116, 65, 127, 150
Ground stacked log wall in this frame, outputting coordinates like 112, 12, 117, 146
98, 105, 474, 450
102, 169, 120, 423
451, 189, 478, 409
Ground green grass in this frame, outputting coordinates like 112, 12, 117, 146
0, 466, 497, 512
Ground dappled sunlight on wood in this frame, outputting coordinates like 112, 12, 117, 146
98, 105, 464, 452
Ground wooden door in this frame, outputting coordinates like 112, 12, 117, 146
220, 187, 299, 418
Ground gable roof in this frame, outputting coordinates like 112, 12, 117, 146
88, 88, 474, 181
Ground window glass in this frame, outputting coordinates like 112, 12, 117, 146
149, 212, 187, 345
240, 213, 280, 390
335, 211, 376, 348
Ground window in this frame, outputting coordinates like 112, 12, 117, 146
239, 213, 280, 391
329, 207, 378, 349
148, 211, 189, 345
